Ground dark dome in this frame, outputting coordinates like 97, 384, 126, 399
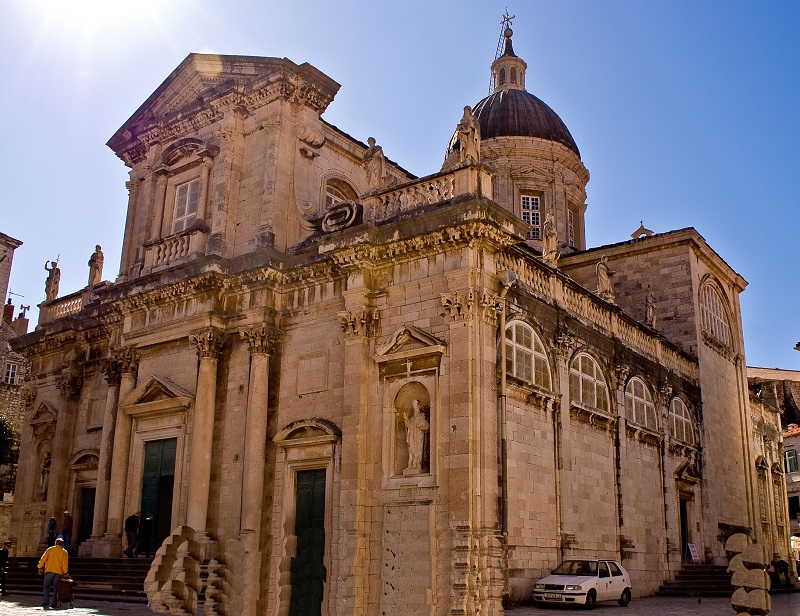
472, 89, 580, 157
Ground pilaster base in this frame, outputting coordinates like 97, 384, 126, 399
82, 533, 123, 558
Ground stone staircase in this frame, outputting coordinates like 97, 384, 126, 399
657, 562, 734, 597
4, 556, 152, 603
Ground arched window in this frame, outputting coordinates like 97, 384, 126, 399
510, 67, 517, 84
700, 281, 733, 349
669, 398, 694, 445
505, 322, 551, 390
325, 179, 357, 209
569, 353, 609, 413
625, 377, 656, 429
498, 68, 506, 86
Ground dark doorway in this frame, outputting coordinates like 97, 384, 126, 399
140, 439, 177, 554
679, 498, 690, 560
289, 469, 327, 616
78, 488, 95, 546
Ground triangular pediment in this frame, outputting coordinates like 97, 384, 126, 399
375, 325, 446, 362
29, 401, 57, 425
120, 375, 194, 417
108, 54, 340, 164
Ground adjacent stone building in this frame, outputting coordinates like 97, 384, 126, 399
9, 28, 788, 615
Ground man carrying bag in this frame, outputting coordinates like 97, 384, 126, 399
38, 537, 68, 609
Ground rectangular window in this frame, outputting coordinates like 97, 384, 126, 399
789, 495, 800, 520
785, 449, 798, 473
521, 195, 541, 239
3, 362, 17, 385
172, 179, 200, 234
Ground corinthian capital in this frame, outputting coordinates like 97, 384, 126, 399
114, 347, 139, 374
190, 328, 226, 359
240, 324, 280, 355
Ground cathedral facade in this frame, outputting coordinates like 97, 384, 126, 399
9, 29, 790, 615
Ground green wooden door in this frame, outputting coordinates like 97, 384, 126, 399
78, 488, 95, 544
289, 469, 327, 616
140, 439, 176, 552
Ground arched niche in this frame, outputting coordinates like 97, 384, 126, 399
393, 382, 431, 477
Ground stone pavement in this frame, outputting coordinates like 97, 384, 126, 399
0, 594, 798, 615
508, 593, 800, 616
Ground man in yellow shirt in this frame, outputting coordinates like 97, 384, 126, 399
37, 537, 68, 609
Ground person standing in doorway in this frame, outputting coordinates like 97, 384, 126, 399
38, 537, 68, 609
61, 512, 73, 554
0, 540, 11, 596
45, 517, 58, 547
139, 514, 154, 558
123, 512, 140, 558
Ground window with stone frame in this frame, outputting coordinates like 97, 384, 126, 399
505, 321, 551, 390
625, 376, 656, 429
172, 178, 200, 234
521, 193, 541, 240
324, 179, 357, 209
699, 280, 733, 350
569, 353, 609, 413
785, 449, 798, 473
3, 362, 17, 385
669, 397, 694, 445
498, 68, 506, 86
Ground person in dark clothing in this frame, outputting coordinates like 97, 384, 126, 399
0, 540, 11, 595
61, 511, 74, 554
45, 518, 57, 547
138, 514, 154, 558
123, 512, 140, 558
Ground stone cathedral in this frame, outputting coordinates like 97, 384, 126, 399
9, 26, 790, 615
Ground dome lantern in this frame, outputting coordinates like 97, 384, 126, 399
491, 27, 527, 92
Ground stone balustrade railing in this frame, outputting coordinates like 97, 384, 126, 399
143, 228, 209, 272
495, 251, 698, 382
363, 165, 493, 224
38, 292, 84, 325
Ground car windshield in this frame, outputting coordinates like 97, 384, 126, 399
552, 560, 598, 576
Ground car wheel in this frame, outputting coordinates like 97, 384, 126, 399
584, 590, 596, 610
618, 588, 631, 607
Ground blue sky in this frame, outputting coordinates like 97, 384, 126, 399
1, 1, 798, 369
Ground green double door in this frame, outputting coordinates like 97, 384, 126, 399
140, 439, 176, 550
289, 469, 327, 616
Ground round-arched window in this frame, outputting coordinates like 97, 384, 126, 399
505, 321, 551, 390
325, 179, 357, 209
669, 398, 694, 445
625, 377, 656, 429
569, 353, 609, 413
700, 281, 733, 350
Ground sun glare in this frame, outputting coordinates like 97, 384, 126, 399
31, 0, 164, 37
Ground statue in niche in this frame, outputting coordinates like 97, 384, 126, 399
88, 245, 104, 287
542, 212, 559, 266
39, 452, 51, 500
456, 106, 480, 164
403, 399, 430, 475
44, 261, 60, 301
362, 137, 385, 190
645, 287, 657, 328
596, 255, 615, 303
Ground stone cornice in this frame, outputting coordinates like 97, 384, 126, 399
114, 272, 225, 314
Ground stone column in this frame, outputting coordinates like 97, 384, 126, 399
186, 329, 225, 536
104, 349, 138, 549
196, 156, 214, 224
87, 358, 122, 546
238, 325, 276, 616
151, 172, 168, 240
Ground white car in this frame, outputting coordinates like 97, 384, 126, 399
532, 559, 632, 609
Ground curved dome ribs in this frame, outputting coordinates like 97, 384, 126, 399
472, 89, 580, 157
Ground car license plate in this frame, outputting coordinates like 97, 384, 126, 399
544, 593, 562, 600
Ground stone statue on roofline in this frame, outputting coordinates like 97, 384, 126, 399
596, 255, 615, 304
542, 212, 559, 266
362, 137, 386, 190
44, 260, 60, 301
645, 286, 656, 328
456, 105, 480, 164
88, 245, 104, 287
